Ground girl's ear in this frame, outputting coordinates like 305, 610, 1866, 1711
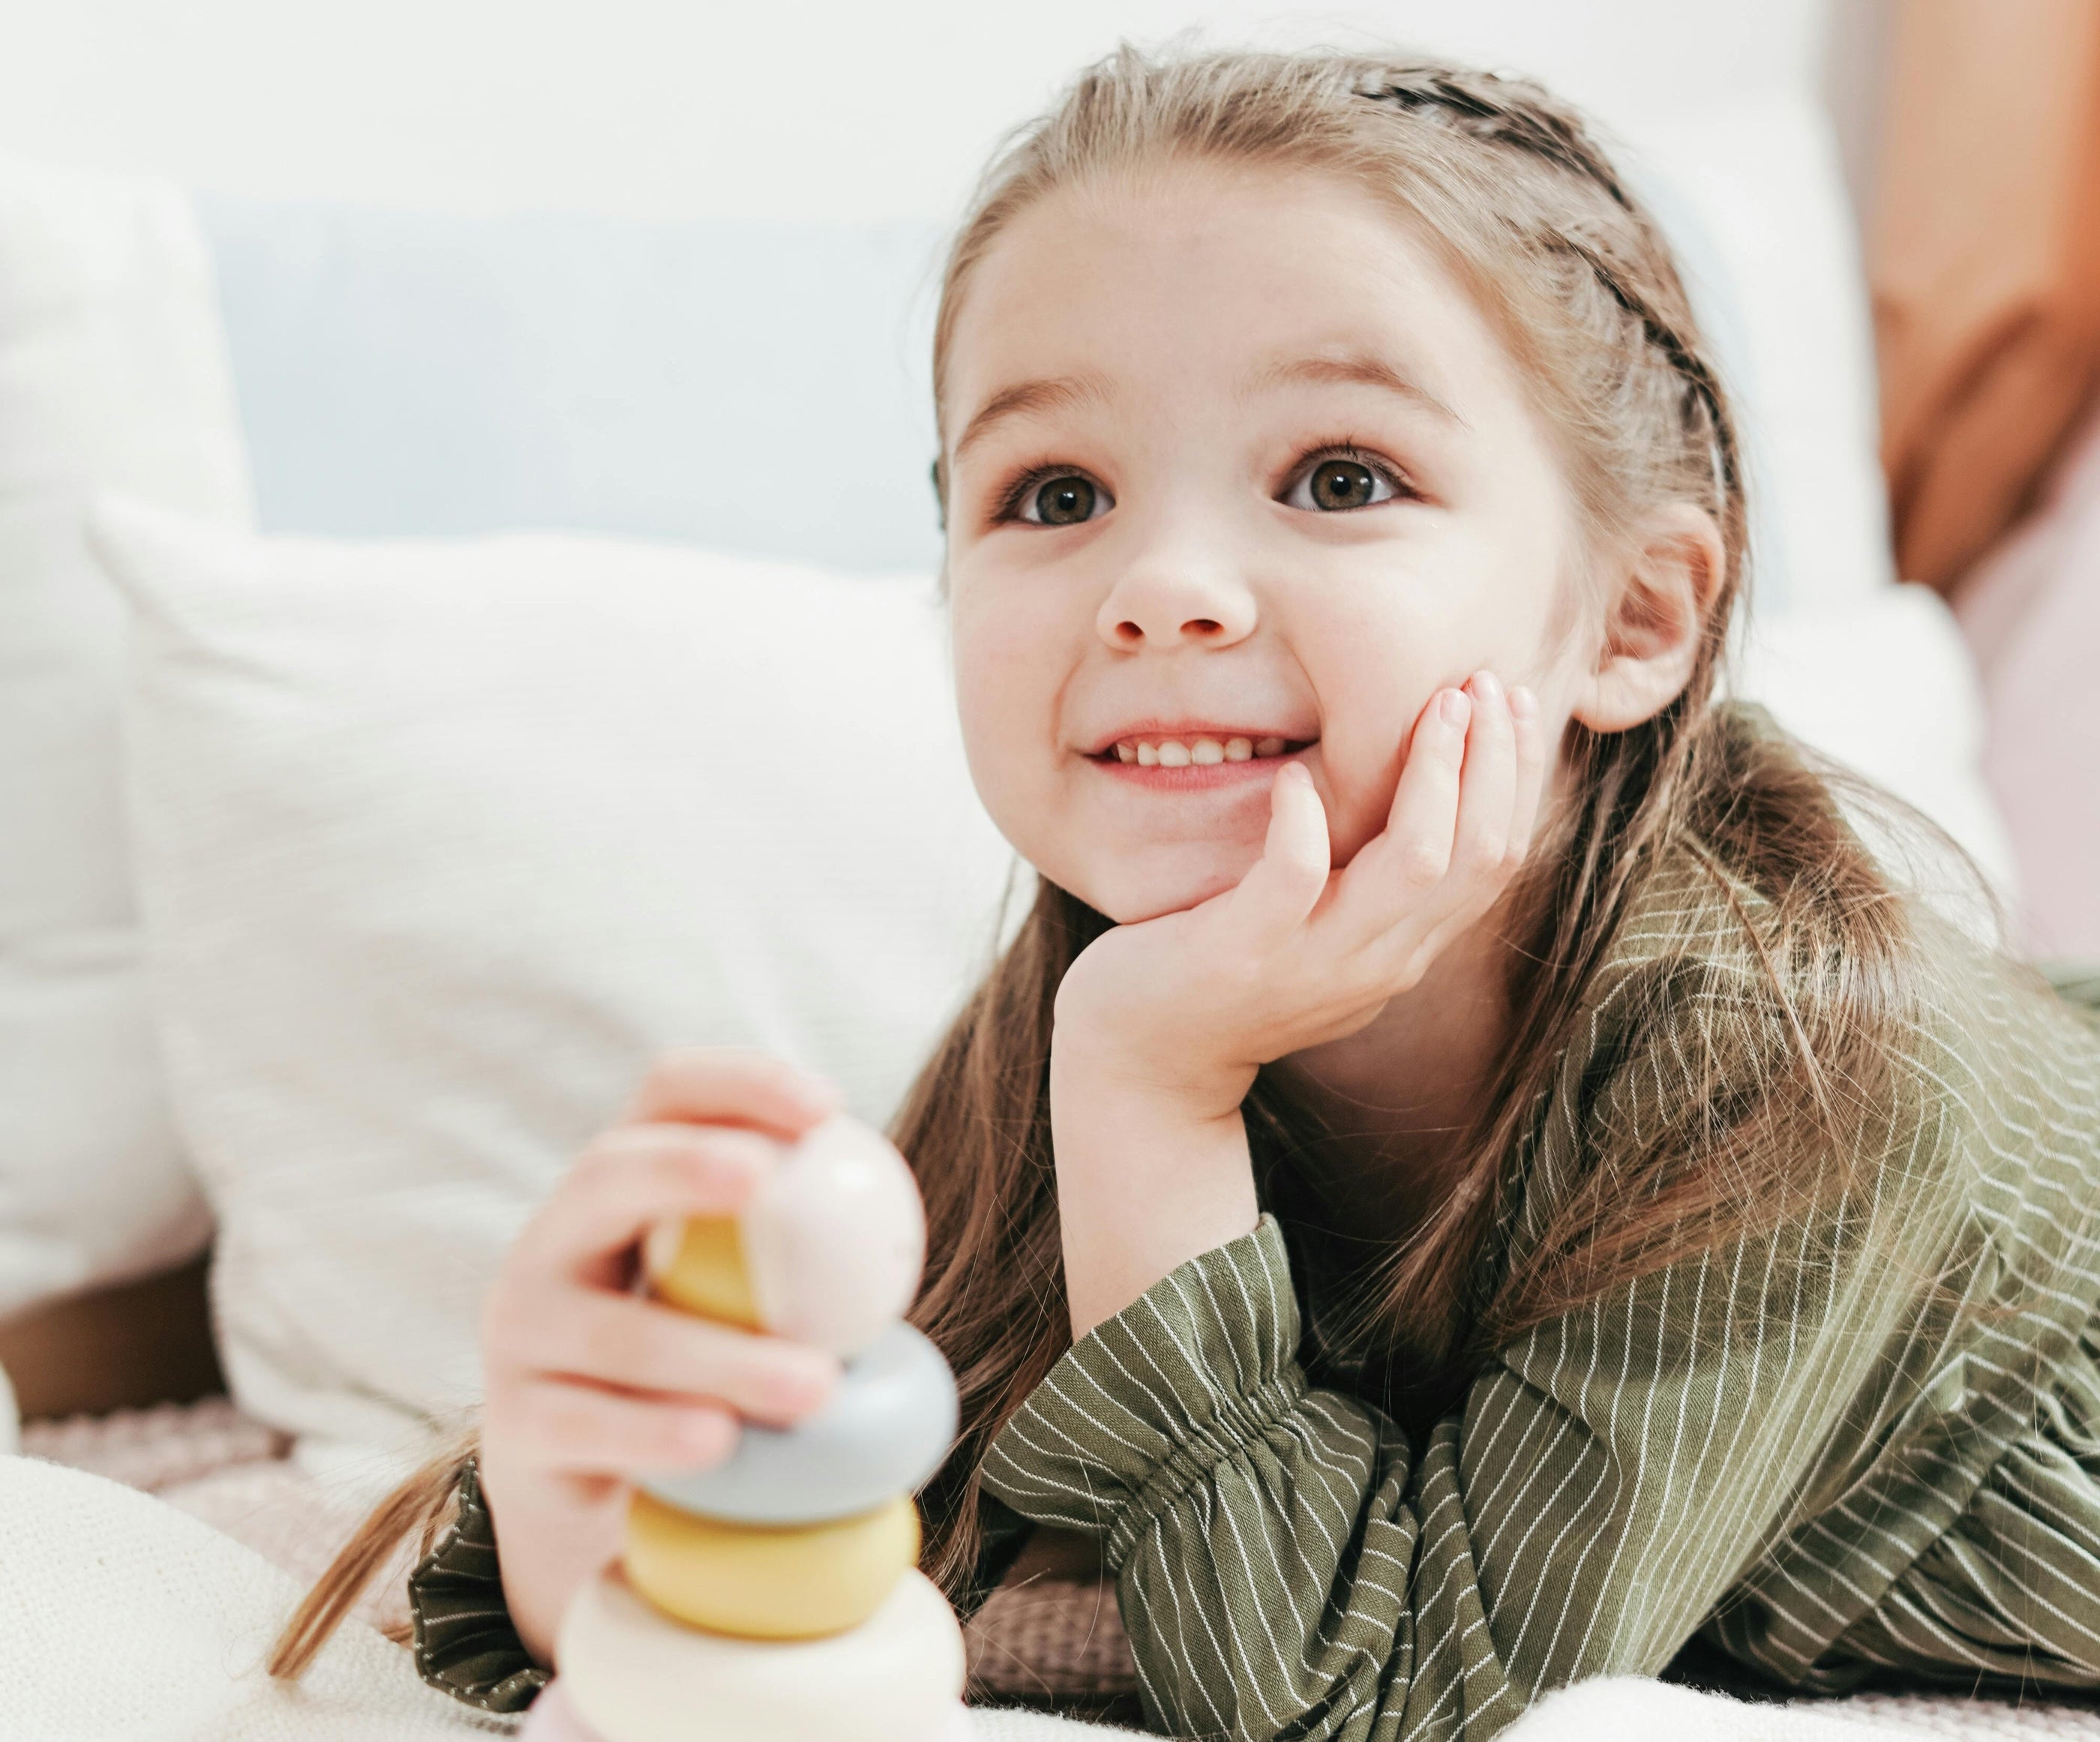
1570, 502, 1725, 734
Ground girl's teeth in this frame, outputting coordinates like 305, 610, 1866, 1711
1108, 734, 1301, 765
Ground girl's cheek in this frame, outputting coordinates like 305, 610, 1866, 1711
950, 565, 1079, 726
1322, 774, 1400, 869
946, 605, 1050, 834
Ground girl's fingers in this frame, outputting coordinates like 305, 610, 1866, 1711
514, 1123, 782, 1279
626, 1047, 840, 1136
1401, 682, 1548, 965
1330, 685, 1469, 940
1448, 672, 1516, 877
1388, 686, 1471, 871
1224, 760, 1332, 943
1506, 685, 1548, 859
519, 1291, 839, 1429
496, 1376, 741, 1476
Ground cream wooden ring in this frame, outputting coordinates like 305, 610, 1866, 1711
558, 1566, 965, 1742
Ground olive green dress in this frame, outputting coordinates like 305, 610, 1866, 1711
408, 726, 2100, 1739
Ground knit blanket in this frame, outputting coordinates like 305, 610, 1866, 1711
6, 1400, 2098, 1741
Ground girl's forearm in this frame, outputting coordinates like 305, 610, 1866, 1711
1048, 1039, 1261, 1338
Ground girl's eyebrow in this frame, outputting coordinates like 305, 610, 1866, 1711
1251, 353, 1469, 430
950, 353, 1462, 468
952, 371, 1112, 466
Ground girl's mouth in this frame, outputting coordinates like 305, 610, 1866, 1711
1104, 731, 1304, 766
1086, 733, 1317, 787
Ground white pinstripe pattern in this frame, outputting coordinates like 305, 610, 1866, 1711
977, 832, 2100, 1741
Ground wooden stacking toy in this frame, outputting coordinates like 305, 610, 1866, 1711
520, 1115, 968, 1742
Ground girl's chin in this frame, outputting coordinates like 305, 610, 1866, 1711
1074, 855, 1253, 925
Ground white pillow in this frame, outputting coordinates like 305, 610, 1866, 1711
1735, 587, 2019, 928
0, 155, 252, 1314
92, 501, 1015, 1469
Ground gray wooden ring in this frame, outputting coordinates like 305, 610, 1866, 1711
638, 1322, 958, 1526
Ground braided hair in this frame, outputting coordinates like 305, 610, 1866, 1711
1356, 67, 1739, 529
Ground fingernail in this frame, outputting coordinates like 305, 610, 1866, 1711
1469, 670, 1503, 703
1439, 688, 1472, 729
1508, 686, 1538, 721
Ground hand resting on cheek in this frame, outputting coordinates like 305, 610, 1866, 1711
1049, 668, 1547, 1336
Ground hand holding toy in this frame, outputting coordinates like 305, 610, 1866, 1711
520, 1114, 968, 1742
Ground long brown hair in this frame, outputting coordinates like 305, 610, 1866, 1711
904, 44, 1923, 1600
273, 43, 1928, 1677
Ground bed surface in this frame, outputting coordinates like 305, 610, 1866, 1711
9, 1396, 2099, 1741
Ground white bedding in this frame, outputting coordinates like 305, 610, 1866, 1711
10, 1402, 2099, 1742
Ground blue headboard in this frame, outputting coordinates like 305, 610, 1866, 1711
200, 196, 950, 575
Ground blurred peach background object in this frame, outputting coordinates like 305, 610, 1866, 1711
1872, 0, 2100, 597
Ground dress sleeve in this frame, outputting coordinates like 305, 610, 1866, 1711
406, 1456, 551, 1714
978, 1192, 1921, 1742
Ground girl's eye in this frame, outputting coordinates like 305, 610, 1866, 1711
1286, 454, 1402, 513
1017, 473, 1111, 526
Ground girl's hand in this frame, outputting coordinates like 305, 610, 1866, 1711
1049, 670, 1546, 1334
476, 1049, 846, 1666
1056, 669, 1546, 1116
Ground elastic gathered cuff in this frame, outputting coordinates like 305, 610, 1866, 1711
407, 1456, 551, 1714
978, 1213, 1309, 1571
1105, 1365, 1305, 1572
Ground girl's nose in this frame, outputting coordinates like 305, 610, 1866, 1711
1094, 557, 1257, 652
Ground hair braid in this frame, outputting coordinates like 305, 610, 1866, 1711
1557, 232, 1741, 517
1357, 67, 1637, 210
1358, 67, 1738, 528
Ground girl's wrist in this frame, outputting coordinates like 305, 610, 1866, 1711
1048, 1018, 1256, 1127
1048, 1042, 1261, 1337
476, 1449, 622, 1669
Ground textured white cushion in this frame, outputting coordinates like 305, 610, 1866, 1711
0, 154, 251, 1313
0, 1455, 484, 1741
0, 1447, 1148, 1739
92, 501, 1014, 1469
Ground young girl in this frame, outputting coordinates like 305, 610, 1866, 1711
273, 45, 2100, 1738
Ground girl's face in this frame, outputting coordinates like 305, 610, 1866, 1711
941, 161, 1588, 925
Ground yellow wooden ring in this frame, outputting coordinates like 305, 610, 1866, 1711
639, 1118, 926, 1359
622, 1489, 919, 1642
643, 1215, 763, 1330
